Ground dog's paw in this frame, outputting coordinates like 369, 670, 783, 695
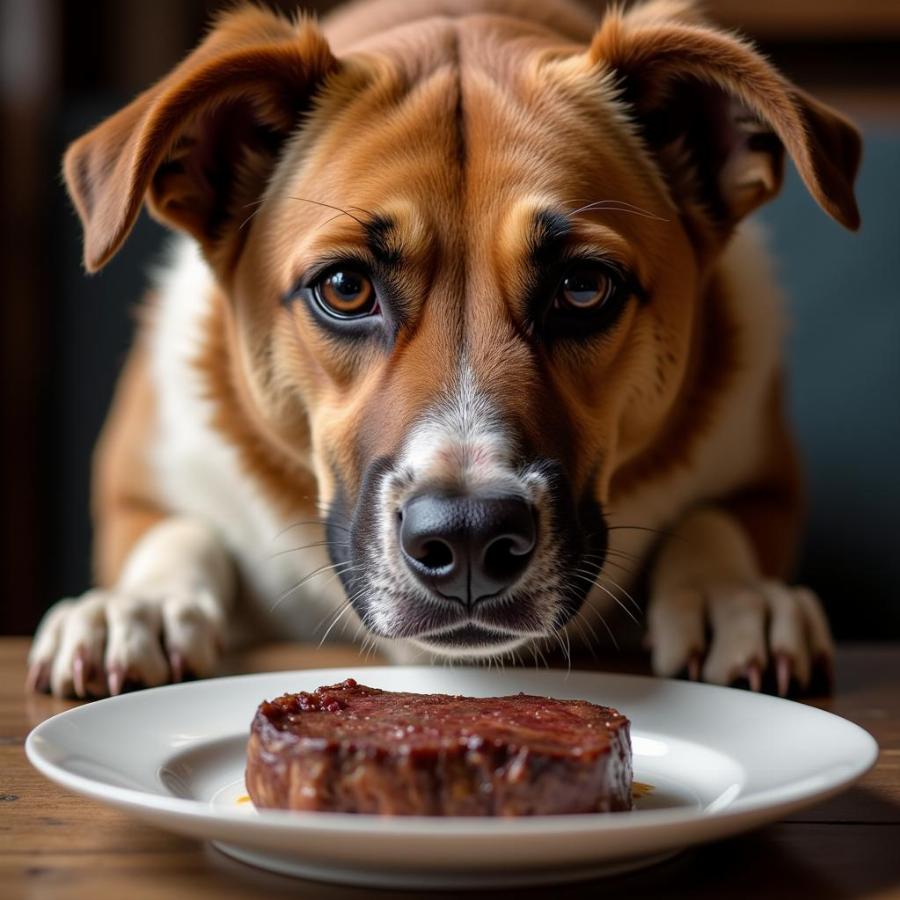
647, 581, 834, 695
27, 587, 225, 698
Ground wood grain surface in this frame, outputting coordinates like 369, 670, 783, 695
3, 639, 899, 899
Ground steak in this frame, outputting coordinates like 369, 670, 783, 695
245, 678, 632, 816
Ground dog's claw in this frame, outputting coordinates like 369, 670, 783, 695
107, 665, 124, 697
687, 654, 702, 682
170, 651, 184, 684
775, 653, 792, 697
73, 649, 88, 698
26, 662, 49, 694
746, 661, 763, 693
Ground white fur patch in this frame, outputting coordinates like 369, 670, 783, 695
148, 238, 346, 641
394, 365, 522, 495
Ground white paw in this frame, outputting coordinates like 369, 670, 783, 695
27, 587, 225, 698
647, 580, 834, 695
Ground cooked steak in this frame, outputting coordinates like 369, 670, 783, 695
245, 679, 632, 815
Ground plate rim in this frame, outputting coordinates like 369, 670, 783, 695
25, 665, 879, 838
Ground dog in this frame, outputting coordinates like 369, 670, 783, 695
28, 0, 861, 698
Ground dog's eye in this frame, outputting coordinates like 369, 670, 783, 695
313, 269, 378, 318
555, 264, 617, 312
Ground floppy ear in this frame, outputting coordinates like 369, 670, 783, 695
590, 1, 861, 234
63, 6, 338, 272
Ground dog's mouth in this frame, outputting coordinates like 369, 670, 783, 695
411, 623, 525, 656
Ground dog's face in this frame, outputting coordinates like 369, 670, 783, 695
238, 22, 694, 655
65, 3, 860, 657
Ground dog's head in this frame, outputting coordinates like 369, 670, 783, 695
65, 1, 860, 656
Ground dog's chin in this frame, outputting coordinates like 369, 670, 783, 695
409, 624, 528, 659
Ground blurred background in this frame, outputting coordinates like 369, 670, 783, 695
1, 0, 898, 639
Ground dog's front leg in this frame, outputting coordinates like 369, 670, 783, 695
28, 517, 235, 697
646, 506, 834, 694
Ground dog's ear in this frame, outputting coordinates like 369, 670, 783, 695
64, 6, 337, 272
589, 1, 861, 235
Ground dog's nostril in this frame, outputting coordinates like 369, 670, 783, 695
416, 539, 454, 572
484, 535, 526, 575
482, 530, 535, 587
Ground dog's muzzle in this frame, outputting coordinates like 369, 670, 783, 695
331, 451, 607, 658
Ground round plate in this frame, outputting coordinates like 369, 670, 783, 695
25, 667, 877, 889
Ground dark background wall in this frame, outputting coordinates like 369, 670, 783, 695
1, 0, 898, 638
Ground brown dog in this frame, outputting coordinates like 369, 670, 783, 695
29, 0, 860, 698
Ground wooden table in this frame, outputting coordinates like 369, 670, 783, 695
3, 638, 899, 899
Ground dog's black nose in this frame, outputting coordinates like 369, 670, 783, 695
398, 494, 536, 603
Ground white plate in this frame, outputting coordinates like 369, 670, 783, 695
26, 666, 877, 889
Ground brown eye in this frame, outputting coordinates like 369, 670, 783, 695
556, 265, 616, 311
314, 269, 378, 318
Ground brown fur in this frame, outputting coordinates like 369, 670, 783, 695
720, 375, 806, 578
192, 288, 320, 520
90, 330, 165, 585
64, 0, 860, 626
609, 269, 738, 498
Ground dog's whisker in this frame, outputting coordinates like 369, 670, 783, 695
583, 547, 641, 563
286, 195, 372, 228
570, 610, 599, 659
312, 597, 351, 636
569, 567, 602, 585
603, 549, 643, 563
312, 598, 349, 635
270, 560, 357, 612
583, 605, 620, 651
317, 211, 350, 231
354, 624, 370, 659
566, 198, 670, 221
602, 558, 637, 576
560, 625, 572, 676
266, 540, 350, 561
551, 630, 565, 672
564, 614, 590, 659
571, 611, 602, 660
568, 567, 641, 628
598, 572, 643, 618
238, 209, 261, 231
319, 601, 356, 647
320, 506, 353, 529
312, 568, 351, 599
269, 519, 351, 546
579, 550, 637, 577
606, 524, 682, 540
592, 558, 638, 577
580, 576, 643, 626
592, 580, 642, 627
